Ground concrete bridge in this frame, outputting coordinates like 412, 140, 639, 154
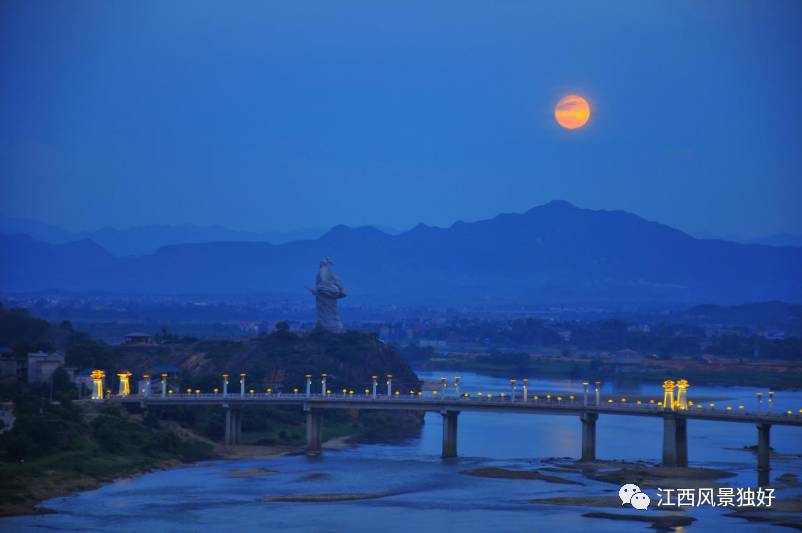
105, 375, 802, 486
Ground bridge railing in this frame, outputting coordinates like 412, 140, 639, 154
115, 391, 802, 421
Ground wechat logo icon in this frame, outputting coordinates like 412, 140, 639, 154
619, 483, 650, 510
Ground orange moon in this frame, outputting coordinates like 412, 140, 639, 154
554, 95, 591, 129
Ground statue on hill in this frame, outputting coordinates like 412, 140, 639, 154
308, 257, 347, 332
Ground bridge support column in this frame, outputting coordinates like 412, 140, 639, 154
233, 408, 242, 444
224, 407, 242, 446
224, 407, 233, 445
580, 412, 598, 461
662, 414, 688, 467
757, 423, 771, 486
305, 407, 323, 456
441, 410, 460, 459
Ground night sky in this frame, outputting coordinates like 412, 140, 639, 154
1, 1, 800, 240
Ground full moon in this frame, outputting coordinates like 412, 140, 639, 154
554, 95, 591, 130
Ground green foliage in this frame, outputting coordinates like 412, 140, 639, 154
65, 341, 117, 370
274, 321, 291, 335
0, 401, 85, 461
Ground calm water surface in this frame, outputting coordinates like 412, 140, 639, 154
4, 371, 801, 532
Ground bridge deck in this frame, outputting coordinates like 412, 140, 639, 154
113, 393, 802, 426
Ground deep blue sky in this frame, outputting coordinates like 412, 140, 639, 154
1, 1, 800, 239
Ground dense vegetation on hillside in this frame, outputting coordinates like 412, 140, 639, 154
0, 304, 88, 354
0, 306, 424, 514
0, 388, 215, 515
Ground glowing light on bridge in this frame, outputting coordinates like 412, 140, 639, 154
91, 370, 105, 400
662, 380, 676, 410
117, 371, 132, 397
676, 379, 689, 410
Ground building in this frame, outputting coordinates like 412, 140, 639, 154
123, 332, 153, 345
27, 351, 66, 384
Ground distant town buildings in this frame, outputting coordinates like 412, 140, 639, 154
610, 349, 643, 365
123, 332, 153, 345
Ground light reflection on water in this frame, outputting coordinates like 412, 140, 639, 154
2, 371, 801, 532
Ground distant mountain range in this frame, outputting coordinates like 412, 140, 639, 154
1, 201, 801, 304
0, 215, 325, 256
750, 233, 802, 248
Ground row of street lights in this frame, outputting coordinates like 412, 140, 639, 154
88, 370, 800, 417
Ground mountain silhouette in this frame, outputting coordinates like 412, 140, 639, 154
1, 201, 800, 304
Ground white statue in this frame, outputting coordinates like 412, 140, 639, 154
308, 257, 347, 332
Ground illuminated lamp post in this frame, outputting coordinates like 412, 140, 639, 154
455, 376, 461, 399
117, 371, 132, 397
676, 379, 689, 410
522, 379, 529, 402
142, 373, 151, 397
756, 392, 763, 412
768, 391, 774, 413
161, 373, 168, 397
440, 377, 448, 397
91, 370, 105, 400
510, 379, 517, 401
583, 381, 589, 407
662, 380, 676, 411
386, 374, 393, 398
371, 376, 378, 399
239, 373, 246, 397
594, 381, 601, 406
321, 373, 327, 395
222, 374, 229, 397
305, 374, 312, 398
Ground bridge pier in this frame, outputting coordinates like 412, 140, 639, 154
580, 412, 598, 461
224, 407, 242, 446
306, 407, 323, 456
662, 414, 688, 467
441, 410, 460, 459
757, 423, 771, 486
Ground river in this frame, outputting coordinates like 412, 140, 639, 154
3, 371, 801, 532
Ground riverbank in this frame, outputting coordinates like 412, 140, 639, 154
0, 395, 361, 517
421, 359, 802, 390
0, 433, 356, 517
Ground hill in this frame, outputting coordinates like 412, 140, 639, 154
1, 201, 800, 304
0, 215, 322, 256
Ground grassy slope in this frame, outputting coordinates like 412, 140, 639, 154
0, 402, 216, 516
